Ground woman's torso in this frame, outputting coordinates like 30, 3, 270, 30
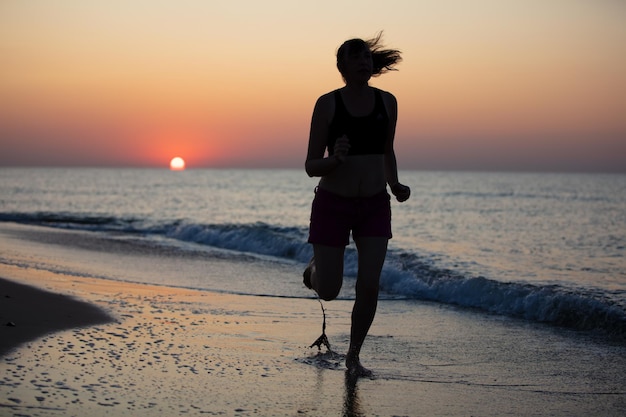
318, 155, 386, 197
319, 87, 389, 198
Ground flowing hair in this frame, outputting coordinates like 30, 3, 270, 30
336, 32, 402, 77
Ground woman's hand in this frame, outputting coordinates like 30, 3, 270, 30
333, 135, 350, 163
390, 183, 410, 202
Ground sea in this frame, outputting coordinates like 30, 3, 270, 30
1, 168, 624, 344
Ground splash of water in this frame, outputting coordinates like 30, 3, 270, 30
309, 298, 332, 352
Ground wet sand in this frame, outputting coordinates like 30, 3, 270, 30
1, 224, 625, 416
0, 265, 329, 416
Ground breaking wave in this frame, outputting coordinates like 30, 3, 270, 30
2, 211, 624, 340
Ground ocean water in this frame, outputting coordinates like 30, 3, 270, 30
1, 168, 625, 341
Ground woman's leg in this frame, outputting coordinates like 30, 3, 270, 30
308, 244, 345, 301
347, 236, 388, 376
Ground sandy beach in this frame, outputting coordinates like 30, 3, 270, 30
1, 222, 625, 416
1, 266, 624, 417
0, 265, 332, 416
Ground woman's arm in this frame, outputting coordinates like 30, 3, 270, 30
305, 93, 347, 177
382, 91, 410, 202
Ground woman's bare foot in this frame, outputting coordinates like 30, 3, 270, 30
346, 352, 373, 378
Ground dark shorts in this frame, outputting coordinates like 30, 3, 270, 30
308, 187, 392, 247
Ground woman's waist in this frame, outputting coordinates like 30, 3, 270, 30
315, 185, 389, 201
318, 177, 387, 198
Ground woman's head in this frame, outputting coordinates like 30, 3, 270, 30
336, 32, 402, 81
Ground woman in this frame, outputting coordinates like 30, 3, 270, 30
304, 33, 411, 377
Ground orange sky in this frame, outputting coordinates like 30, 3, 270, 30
1, 0, 625, 172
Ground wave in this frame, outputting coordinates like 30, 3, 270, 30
2, 211, 625, 340
379, 253, 626, 340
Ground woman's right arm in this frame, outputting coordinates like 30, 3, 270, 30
305, 94, 344, 177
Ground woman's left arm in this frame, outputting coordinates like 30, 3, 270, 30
382, 91, 411, 202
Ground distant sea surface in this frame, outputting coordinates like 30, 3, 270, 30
1, 168, 625, 340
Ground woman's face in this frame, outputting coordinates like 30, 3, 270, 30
339, 45, 373, 84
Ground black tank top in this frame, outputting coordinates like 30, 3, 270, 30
327, 88, 389, 156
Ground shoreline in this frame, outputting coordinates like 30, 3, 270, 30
1, 227, 625, 416
0, 264, 349, 416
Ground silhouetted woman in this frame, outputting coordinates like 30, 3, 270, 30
304, 33, 410, 377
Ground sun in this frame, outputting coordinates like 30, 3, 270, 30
169, 157, 186, 171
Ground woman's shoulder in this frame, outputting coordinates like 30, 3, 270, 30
317, 89, 340, 103
373, 87, 397, 116
313, 90, 339, 118
372, 87, 396, 102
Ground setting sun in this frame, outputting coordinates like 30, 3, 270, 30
169, 157, 186, 171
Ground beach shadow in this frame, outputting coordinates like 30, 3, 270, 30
0, 278, 113, 357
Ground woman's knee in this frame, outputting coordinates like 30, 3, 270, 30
317, 280, 342, 301
312, 244, 345, 301
355, 280, 379, 300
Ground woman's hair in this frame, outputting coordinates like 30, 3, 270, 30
336, 32, 402, 77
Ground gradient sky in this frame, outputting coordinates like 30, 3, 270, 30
1, 0, 625, 172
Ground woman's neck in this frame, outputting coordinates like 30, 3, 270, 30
342, 82, 371, 96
